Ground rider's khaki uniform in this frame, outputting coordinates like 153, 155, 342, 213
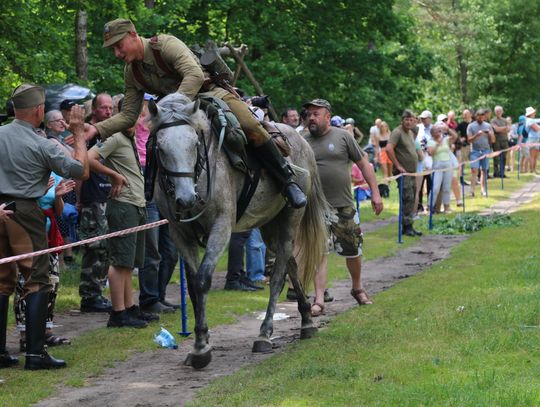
95, 35, 271, 146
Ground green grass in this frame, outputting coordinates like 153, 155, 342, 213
187, 181, 540, 407
0, 172, 536, 406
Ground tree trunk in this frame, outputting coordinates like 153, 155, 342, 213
456, 43, 468, 105
75, 9, 88, 81
144, 0, 155, 8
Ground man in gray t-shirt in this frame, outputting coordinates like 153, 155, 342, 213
304, 99, 382, 315
467, 108, 494, 197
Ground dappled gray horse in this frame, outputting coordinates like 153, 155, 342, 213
149, 94, 328, 369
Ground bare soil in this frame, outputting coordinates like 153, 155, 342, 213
24, 176, 540, 406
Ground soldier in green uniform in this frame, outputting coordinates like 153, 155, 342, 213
85, 18, 306, 208
0, 85, 89, 370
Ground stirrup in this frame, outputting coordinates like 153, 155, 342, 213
285, 181, 306, 209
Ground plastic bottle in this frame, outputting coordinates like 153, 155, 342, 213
154, 327, 178, 349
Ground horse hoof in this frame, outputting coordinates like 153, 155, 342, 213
252, 339, 273, 353
300, 326, 318, 339
187, 346, 212, 369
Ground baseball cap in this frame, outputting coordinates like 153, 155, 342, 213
302, 99, 331, 111
437, 114, 448, 122
331, 115, 344, 127
419, 110, 432, 119
103, 18, 135, 48
11, 84, 45, 109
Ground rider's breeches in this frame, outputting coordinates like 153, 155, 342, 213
221, 93, 271, 147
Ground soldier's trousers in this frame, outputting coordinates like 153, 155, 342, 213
78, 202, 109, 301
399, 175, 417, 228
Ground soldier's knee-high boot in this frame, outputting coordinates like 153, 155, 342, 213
0, 294, 18, 368
24, 292, 66, 370
254, 140, 307, 208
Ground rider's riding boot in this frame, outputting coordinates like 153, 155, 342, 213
24, 292, 66, 370
0, 294, 18, 368
254, 140, 307, 208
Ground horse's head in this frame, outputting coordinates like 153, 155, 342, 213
148, 93, 208, 210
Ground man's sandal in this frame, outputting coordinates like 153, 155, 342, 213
310, 302, 325, 317
350, 288, 373, 305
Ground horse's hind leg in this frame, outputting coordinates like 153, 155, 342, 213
287, 256, 317, 339
252, 247, 289, 353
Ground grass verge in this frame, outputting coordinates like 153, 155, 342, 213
188, 183, 540, 406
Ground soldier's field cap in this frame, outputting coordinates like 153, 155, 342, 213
103, 18, 135, 48
11, 84, 45, 109
303, 98, 331, 111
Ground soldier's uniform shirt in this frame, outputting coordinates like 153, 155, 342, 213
388, 125, 418, 174
95, 34, 269, 146
305, 127, 364, 208
0, 119, 83, 294
0, 119, 84, 197
95, 34, 205, 139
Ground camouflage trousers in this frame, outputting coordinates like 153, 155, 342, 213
79, 202, 109, 301
14, 253, 60, 331
399, 175, 417, 227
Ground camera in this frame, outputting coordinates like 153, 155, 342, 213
250, 95, 270, 109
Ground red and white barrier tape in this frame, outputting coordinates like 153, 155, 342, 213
0, 219, 169, 266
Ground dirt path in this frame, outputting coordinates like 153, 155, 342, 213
30, 176, 540, 406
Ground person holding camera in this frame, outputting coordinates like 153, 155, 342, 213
85, 18, 306, 209
0, 84, 89, 371
467, 108, 494, 197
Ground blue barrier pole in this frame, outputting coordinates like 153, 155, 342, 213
500, 151, 504, 190
178, 257, 191, 337
460, 163, 466, 213
428, 176, 434, 230
398, 176, 403, 244
517, 145, 521, 181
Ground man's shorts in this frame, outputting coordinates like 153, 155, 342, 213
527, 136, 540, 151
470, 149, 491, 170
328, 206, 363, 258
105, 200, 146, 269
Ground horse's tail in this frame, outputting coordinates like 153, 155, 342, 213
295, 166, 330, 291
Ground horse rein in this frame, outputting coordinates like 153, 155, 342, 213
153, 119, 213, 223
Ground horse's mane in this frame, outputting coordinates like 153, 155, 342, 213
150, 93, 209, 135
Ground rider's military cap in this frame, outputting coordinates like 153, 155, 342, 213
11, 84, 45, 109
103, 18, 135, 48
303, 98, 332, 112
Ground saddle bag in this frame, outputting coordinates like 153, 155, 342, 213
200, 96, 247, 154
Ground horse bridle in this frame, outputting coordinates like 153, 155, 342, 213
153, 119, 212, 223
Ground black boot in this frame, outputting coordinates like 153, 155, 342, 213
24, 292, 66, 370
0, 294, 18, 368
255, 140, 307, 208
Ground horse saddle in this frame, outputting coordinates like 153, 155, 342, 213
199, 96, 291, 221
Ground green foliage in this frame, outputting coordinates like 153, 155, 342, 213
431, 213, 520, 234
0, 0, 430, 132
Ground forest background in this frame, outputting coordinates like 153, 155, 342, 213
0, 0, 538, 130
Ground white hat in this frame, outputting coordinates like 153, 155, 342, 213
419, 110, 432, 119
437, 114, 448, 123
525, 106, 536, 117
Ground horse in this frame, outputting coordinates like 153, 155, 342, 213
148, 93, 328, 369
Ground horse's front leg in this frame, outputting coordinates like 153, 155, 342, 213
187, 219, 232, 369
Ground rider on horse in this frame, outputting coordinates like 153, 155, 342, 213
84, 18, 306, 209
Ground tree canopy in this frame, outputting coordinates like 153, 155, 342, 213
0, 0, 535, 129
